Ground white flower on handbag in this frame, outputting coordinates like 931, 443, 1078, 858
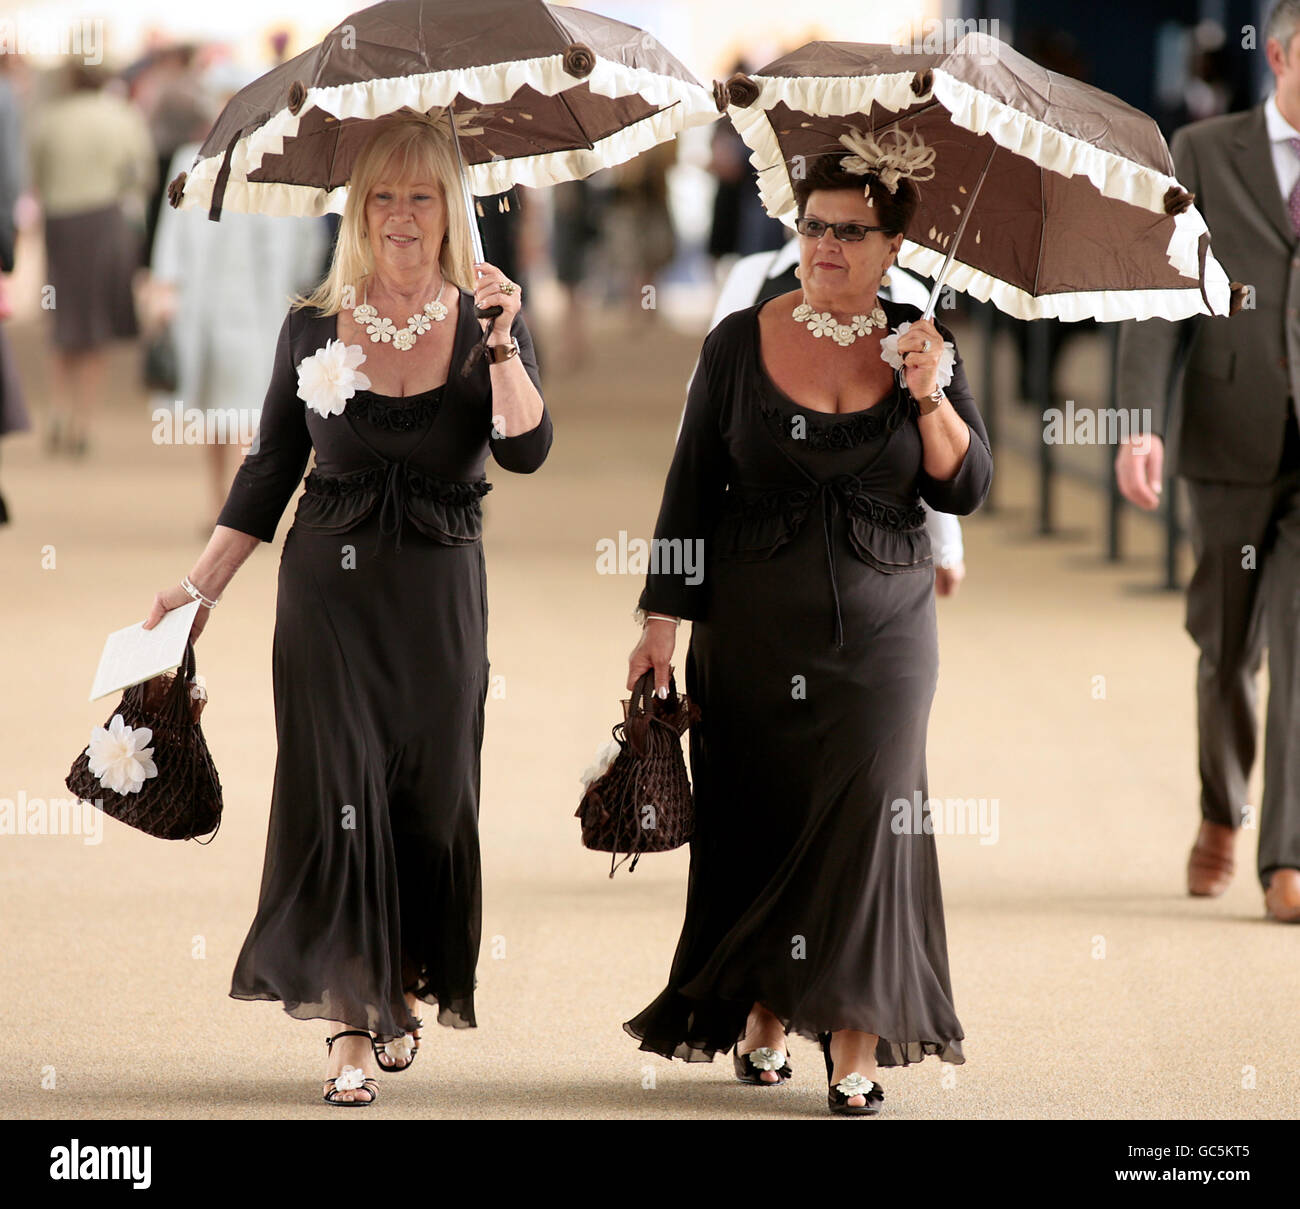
835, 1072, 875, 1098
580, 737, 623, 789
879, 321, 955, 389
749, 1046, 788, 1072
86, 713, 158, 795
334, 1065, 366, 1091
296, 339, 372, 418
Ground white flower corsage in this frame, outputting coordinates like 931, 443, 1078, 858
879, 321, 955, 389
333, 1065, 366, 1091
296, 339, 372, 418
748, 1046, 788, 1072
86, 714, 158, 796
580, 737, 623, 789
835, 1072, 876, 1098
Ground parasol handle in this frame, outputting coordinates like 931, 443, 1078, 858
446, 97, 504, 318
448, 97, 506, 373
898, 143, 997, 393
920, 143, 996, 321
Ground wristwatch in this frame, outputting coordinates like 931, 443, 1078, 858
486, 336, 520, 364
915, 385, 946, 415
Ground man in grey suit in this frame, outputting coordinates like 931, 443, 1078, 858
1116, 0, 1300, 921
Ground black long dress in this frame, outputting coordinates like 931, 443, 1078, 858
216, 290, 552, 1042
627, 295, 990, 1067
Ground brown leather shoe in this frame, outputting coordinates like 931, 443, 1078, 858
1187, 821, 1237, 897
1264, 869, 1300, 922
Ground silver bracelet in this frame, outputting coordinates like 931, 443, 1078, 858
632, 607, 681, 627
181, 575, 219, 609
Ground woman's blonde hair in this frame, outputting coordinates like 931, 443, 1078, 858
295, 112, 476, 315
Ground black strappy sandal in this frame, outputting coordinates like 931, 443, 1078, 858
819, 1033, 884, 1116
733, 1043, 793, 1085
373, 1017, 423, 1073
323, 1029, 380, 1107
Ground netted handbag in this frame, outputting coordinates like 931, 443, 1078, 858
65, 640, 222, 842
576, 668, 700, 875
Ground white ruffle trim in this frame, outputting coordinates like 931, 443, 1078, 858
175, 54, 714, 216
726, 64, 1232, 319
898, 238, 1228, 321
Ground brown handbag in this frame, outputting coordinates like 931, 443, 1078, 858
576, 668, 699, 876
65, 640, 222, 842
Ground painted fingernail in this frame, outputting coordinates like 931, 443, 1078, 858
657, 686, 668, 699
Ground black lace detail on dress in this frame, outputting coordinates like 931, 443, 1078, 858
728, 477, 926, 532
757, 397, 905, 451
346, 386, 445, 432
303, 464, 492, 504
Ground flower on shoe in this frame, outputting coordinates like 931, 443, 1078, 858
580, 737, 623, 789
749, 1046, 787, 1072
296, 339, 371, 418
835, 1071, 875, 1097
382, 1034, 415, 1063
86, 713, 158, 795
879, 321, 955, 388
334, 1065, 366, 1091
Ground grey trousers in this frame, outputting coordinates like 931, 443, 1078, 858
1184, 419, 1300, 885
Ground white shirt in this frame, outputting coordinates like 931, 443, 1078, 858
1265, 92, 1300, 206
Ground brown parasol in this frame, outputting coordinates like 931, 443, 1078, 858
718, 33, 1239, 325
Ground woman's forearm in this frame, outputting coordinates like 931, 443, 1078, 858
485, 350, 545, 437
918, 398, 972, 481
186, 525, 261, 600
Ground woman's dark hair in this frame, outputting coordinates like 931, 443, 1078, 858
792, 154, 919, 238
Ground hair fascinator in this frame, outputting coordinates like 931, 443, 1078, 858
838, 126, 936, 196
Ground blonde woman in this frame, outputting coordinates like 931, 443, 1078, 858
142, 116, 552, 1106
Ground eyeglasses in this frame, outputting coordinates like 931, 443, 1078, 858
795, 216, 888, 242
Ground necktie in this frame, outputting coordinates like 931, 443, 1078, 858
1288, 137, 1300, 237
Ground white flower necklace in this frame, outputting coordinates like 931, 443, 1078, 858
792, 297, 887, 348
351, 278, 449, 352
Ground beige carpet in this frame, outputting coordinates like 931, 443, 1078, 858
2, 309, 1296, 1120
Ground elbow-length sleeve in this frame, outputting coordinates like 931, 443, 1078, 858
636, 333, 731, 620
214, 309, 312, 543
916, 320, 992, 516
488, 310, 553, 473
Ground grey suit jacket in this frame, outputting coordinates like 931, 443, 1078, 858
1117, 104, 1296, 483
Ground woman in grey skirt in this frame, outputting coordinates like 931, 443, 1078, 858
28, 64, 155, 456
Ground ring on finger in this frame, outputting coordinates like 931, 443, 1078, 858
921, 338, 932, 353
499, 281, 517, 295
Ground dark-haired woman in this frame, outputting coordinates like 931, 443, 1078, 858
625, 142, 991, 1115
